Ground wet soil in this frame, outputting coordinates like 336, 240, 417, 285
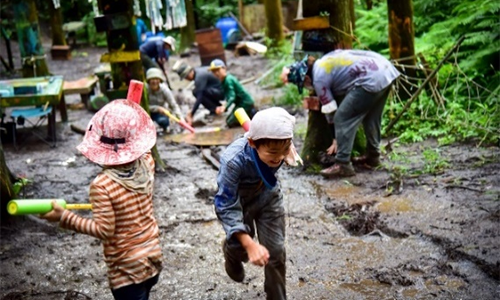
1, 40, 499, 300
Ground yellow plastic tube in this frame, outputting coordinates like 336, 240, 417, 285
234, 108, 251, 132
7, 199, 92, 216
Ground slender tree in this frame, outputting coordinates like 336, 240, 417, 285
263, 0, 284, 47
387, 0, 416, 99
49, 3, 67, 46
300, 0, 353, 166
180, 0, 196, 53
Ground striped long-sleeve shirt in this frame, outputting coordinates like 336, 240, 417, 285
59, 153, 163, 290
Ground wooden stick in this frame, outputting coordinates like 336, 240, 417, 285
228, 11, 252, 40
384, 36, 465, 135
240, 76, 255, 85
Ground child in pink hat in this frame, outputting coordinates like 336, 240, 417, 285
40, 99, 162, 300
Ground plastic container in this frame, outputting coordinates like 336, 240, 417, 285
234, 107, 251, 132
0, 84, 13, 97
216, 17, 238, 45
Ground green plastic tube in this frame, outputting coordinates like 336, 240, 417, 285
7, 199, 67, 216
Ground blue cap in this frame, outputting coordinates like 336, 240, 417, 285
208, 59, 226, 71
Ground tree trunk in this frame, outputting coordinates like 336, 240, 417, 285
0, 142, 16, 223
387, 0, 416, 99
300, 0, 353, 166
303, 0, 353, 51
180, 0, 196, 53
13, 0, 49, 77
49, 4, 67, 46
98, 0, 166, 171
366, 0, 373, 10
263, 0, 284, 47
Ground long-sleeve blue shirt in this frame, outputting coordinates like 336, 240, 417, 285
139, 37, 168, 61
214, 137, 281, 240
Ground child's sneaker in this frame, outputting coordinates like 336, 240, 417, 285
222, 240, 245, 282
320, 161, 355, 178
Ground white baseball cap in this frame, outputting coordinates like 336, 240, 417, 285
163, 36, 176, 52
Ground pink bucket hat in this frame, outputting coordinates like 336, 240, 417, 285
77, 100, 156, 166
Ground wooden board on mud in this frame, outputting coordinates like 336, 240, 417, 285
162, 127, 245, 146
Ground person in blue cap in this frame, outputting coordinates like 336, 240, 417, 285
208, 59, 256, 128
214, 107, 301, 300
281, 50, 400, 177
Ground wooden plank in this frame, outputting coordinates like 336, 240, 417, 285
100, 51, 140, 63
293, 16, 330, 31
163, 127, 244, 146
201, 148, 221, 170
63, 76, 98, 95
62, 21, 86, 33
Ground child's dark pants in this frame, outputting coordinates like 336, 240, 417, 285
224, 183, 287, 300
111, 273, 160, 300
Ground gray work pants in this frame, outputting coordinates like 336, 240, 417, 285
334, 85, 391, 163
224, 183, 286, 300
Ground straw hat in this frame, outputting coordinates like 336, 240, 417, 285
163, 36, 176, 52
77, 100, 156, 166
146, 68, 166, 82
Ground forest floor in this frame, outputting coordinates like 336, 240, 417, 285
0, 35, 499, 300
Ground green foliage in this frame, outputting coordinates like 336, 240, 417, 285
195, 4, 234, 28
354, 3, 389, 53
82, 12, 107, 47
264, 38, 293, 59
13, 177, 30, 197
414, 0, 500, 76
273, 84, 303, 109
420, 148, 449, 174
294, 122, 308, 141
354, 0, 500, 146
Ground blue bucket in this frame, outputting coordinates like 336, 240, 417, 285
216, 17, 238, 45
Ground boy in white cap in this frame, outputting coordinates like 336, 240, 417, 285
208, 59, 256, 128
214, 107, 299, 300
40, 100, 163, 300
146, 67, 184, 133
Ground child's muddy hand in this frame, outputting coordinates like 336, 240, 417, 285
215, 106, 225, 115
39, 200, 65, 222
247, 243, 270, 267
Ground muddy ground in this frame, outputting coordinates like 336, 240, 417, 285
1, 37, 499, 300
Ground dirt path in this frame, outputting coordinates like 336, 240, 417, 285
1, 43, 499, 300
